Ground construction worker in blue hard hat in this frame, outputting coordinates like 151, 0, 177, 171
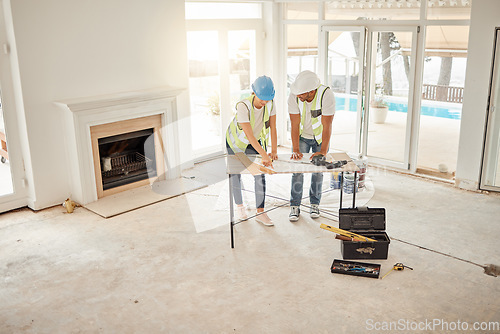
225, 75, 278, 226
288, 70, 335, 222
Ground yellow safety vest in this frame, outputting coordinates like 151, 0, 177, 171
298, 85, 329, 144
226, 95, 271, 153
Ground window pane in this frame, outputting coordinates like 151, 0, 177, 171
481, 29, 500, 189
418, 26, 469, 178
287, 24, 319, 78
427, 0, 472, 20
187, 31, 221, 154
325, 1, 420, 20
0, 102, 13, 196
286, 2, 319, 20
327, 31, 362, 154
185, 2, 261, 20
228, 30, 256, 107
367, 31, 413, 163
286, 24, 318, 143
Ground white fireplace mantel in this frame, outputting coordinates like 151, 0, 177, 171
56, 86, 185, 205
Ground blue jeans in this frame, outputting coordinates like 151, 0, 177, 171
226, 142, 266, 209
290, 137, 323, 207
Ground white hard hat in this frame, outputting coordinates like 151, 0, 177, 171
290, 70, 321, 95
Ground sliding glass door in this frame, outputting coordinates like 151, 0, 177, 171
364, 27, 418, 169
322, 25, 418, 169
187, 30, 222, 157
324, 26, 365, 157
0, 98, 13, 197
0, 3, 28, 213
186, 2, 263, 161
187, 29, 258, 159
481, 28, 500, 191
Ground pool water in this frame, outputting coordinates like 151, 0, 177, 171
335, 94, 462, 120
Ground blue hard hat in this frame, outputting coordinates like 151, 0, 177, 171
251, 76, 275, 101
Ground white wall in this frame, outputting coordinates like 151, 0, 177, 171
7, 0, 190, 209
456, 0, 500, 190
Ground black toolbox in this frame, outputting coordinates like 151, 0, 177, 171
339, 207, 390, 260
331, 259, 381, 279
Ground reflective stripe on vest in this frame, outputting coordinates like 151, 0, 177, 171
225, 95, 271, 152
298, 85, 329, 144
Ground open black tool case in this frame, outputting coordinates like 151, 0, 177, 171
339, 207, 390, 260
331, 259, 381, 279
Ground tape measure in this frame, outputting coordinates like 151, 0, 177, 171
381, 263, 413, 279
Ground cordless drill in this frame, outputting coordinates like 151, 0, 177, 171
311, 154, 348, 169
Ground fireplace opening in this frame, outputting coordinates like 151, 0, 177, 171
98, 128, 157, 190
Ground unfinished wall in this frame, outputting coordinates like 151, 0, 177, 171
456, 0, 500, 190
7, 0, 189, 209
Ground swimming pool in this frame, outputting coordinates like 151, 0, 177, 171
335, 94, 462, 120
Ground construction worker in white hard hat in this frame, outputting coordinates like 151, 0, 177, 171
225, 75, 278, 226
288, 70, 335, 221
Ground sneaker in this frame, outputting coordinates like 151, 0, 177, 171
289, 206, 300, 222
256, 212, 274, 226
310, 204, 320, 219
237, 205, 247, 220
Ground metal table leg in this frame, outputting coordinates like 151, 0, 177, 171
339, 171, 344, 209
352, 171, 357, 208
229, 174, 235, 248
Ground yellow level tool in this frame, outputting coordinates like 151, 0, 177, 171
320, 223, 377, 242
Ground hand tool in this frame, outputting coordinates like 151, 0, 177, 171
381, 263, 413, 279
332, 262, 380, 275
311, 154, 348, 169
280, 155, 349, 169
320, 223, 377, 242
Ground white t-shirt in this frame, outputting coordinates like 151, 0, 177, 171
236, 99, 276, 140
288, 87, 335, 139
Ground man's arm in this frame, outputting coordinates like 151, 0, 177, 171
310, 115, 334, 159
312, 88, 335, 159
289, 113, 303, 160
269, 114, 278, 161
319, 115, 333, 155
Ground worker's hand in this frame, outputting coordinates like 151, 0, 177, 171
261, 154, 274, 168
310, 152, 325, 160
290, 150, 303, 160
270, 151, 278, 161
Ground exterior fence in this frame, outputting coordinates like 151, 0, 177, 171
422, 84, 464, 103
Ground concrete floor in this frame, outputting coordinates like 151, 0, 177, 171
1, 158, 500, 333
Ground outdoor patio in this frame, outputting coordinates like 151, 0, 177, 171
332, 107, 460, 176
